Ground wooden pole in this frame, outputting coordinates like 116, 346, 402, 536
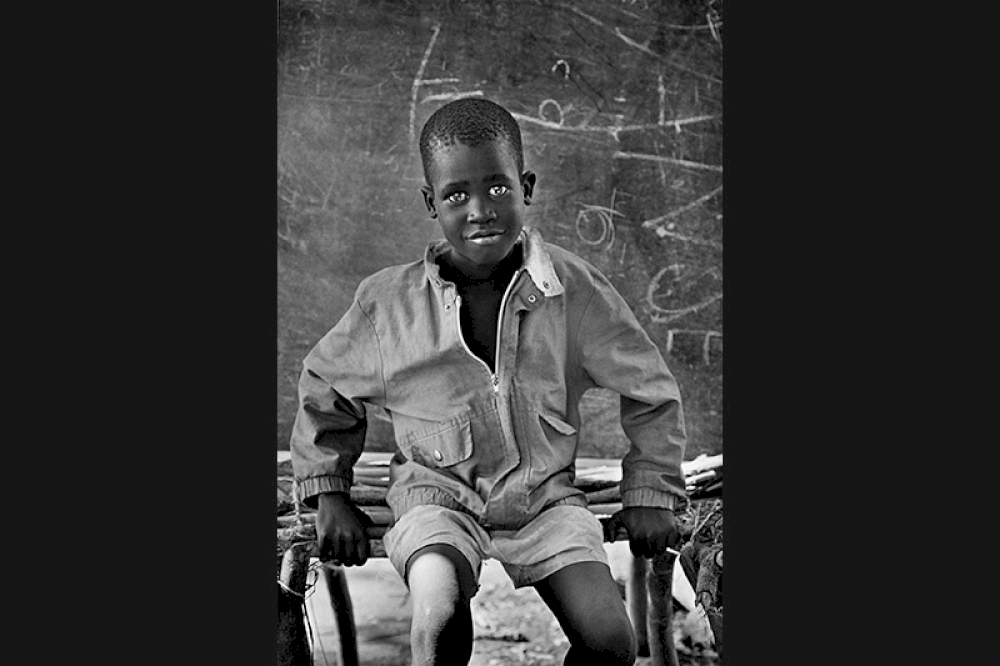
276, 524, 389, 559
647, 551, 680, 666
626, 555, 650, 658
277, 509, 394, 529
323, 564, 359, 666
277, 544, 313, 666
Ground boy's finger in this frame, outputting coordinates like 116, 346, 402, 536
338, 532, 356, 564
323, 534, 341, 564
338, 534, 355, 566
318, 535, 337, 563
355, 534, 370, 566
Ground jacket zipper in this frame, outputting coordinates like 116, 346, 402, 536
454, 269, 521, 395
454, 270, 523, 525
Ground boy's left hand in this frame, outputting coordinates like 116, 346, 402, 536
605, 507, 680, 559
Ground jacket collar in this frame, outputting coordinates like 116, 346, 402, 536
423, 227, 565, 297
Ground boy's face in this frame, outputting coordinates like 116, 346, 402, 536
421, 140, 535, 273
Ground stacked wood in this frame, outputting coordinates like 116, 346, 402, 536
682, 453, 723, 499
276, 452, 722, 518
276, 452, 723, 573
276, 453, 723, 577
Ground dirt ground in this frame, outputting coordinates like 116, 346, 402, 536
303, 543, 719, 665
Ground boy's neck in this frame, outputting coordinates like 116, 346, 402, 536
441, 242, 522, 283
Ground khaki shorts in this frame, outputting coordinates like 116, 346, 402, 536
382, 504, 609, 595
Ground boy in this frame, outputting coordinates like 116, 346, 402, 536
291, 98, 687, 665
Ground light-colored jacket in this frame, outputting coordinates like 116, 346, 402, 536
291, 227, 686, 529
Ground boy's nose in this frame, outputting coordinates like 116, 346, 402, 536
467, 199, 496, 222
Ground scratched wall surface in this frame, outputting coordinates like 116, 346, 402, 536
277, 0, 723, 458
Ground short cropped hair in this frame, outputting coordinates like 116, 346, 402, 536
419, 98, 525, 182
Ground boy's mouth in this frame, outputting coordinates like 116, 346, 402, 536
466, 229, 505, 245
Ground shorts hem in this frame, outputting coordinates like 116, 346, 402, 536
506, 552, 611, 589
401, 541, 482, 598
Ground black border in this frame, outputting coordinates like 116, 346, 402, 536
59, 5, 280, 663
722, 2, 897, 661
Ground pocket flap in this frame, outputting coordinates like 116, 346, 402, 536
539, 412, 578, 436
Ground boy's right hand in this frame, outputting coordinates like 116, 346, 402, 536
315, 492, 372, 566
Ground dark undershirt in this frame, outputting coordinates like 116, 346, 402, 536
437, 243, 523, 373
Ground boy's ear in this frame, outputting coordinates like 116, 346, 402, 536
521, 171, 536, 205
420, 185, 438, 219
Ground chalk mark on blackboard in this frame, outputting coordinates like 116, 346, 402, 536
642, 186, 723, 240
575, 188, 622, 251
513, 110, 719, 138
665, 329, 723, 365
650, 229, 721, 249
409, 22, 442, 145
646, 269, 722, 325
614, 151, 722, 172
422, 91, 485, 104
555, 3, 723, 85
408, 25, 486, 138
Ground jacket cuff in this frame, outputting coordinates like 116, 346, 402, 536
621, 488, 678, 510
296, 475, 352, 509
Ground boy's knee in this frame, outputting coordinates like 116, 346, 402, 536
612, 621, 638, 666
596, 617, 637, 665
407, 543, 478, 602
409, 572, 473, 666
540, 562, 636, 665
407, 548, 475, 649
571, 612, 636, 666
410, 580, 466, 634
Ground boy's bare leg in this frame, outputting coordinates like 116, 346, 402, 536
534, 561, 637, 666
407, 545, 476, 666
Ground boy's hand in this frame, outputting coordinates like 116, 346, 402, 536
605, 507, 680, 559
315, 492, 373, 566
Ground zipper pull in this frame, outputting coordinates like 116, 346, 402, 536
491, 374, 500, 394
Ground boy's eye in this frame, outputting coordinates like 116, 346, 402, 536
489, 185, 509, 197
445, 191, 468, 204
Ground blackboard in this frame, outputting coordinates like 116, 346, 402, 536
277, 0, 723, 458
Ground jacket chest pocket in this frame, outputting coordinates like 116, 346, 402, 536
403, 419, 474, 469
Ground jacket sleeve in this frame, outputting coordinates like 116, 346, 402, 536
290, 294, 386, 509
577, 273, 687, 510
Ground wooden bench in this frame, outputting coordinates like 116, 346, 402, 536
277, 453, 722, 666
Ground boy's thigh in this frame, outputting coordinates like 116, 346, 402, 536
383, 504, 487, 598
495, 505, 610, 589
